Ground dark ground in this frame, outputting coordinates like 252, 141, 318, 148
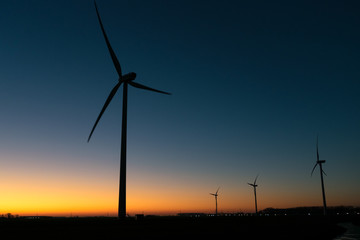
1, 215, 358, 240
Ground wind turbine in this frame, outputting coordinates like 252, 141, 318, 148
209, 187, 220, 216
88, 1, 171, 219
248, 175, 259, 215
311, 136, 327, 216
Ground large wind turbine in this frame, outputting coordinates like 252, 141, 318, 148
209, 187, 220, 216
248, 175, 259, 215
88, 1, 171, 218
311, 136, 327, 216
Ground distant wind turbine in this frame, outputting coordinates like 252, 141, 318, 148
248, 175, 259, 215
88, 1, 171, 219
210, 187, 220, 216
311, 136, 327, 216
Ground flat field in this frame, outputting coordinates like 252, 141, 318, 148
1, 215, 357, 240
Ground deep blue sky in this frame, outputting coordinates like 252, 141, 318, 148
1, 0, 359, 215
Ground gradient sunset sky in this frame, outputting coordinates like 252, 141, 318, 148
1, 0, 360, 216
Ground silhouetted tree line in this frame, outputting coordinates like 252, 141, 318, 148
0, 213, 19, 218
260, 206, 360, 216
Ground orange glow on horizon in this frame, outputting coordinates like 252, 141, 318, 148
2, 156, 359, 217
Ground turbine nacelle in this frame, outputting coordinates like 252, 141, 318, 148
248, 175, 259, 187
318, 160, 326, 164
121, 72, 137, 82
210, 187, 220, 197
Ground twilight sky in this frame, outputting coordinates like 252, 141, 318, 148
1, 0, 360, 216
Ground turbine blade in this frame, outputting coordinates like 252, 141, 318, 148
216, 187, 220, 194
129, 81, 171, 95
322, 169, 327, 176
254, 174, 259, 185
316, 135, 319, 162
247, 183, 253, 186
210, 193, 215, 196
94, 1, 122, 78
311, 163, 318, 176
88, 82, 121, 142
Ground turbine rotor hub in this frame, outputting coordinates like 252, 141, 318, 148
122, 72, 137, 82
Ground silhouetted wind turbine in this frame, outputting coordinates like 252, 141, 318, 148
248, 175, 259, 215
88, 1, 171, 219
311, 136, 327, 216
210, 187, 220, 216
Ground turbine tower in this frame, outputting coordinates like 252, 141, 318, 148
88, 1, 171, 218
210, 187, 220, 216
248, 175, 259, 215
311, 136, 327, 216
